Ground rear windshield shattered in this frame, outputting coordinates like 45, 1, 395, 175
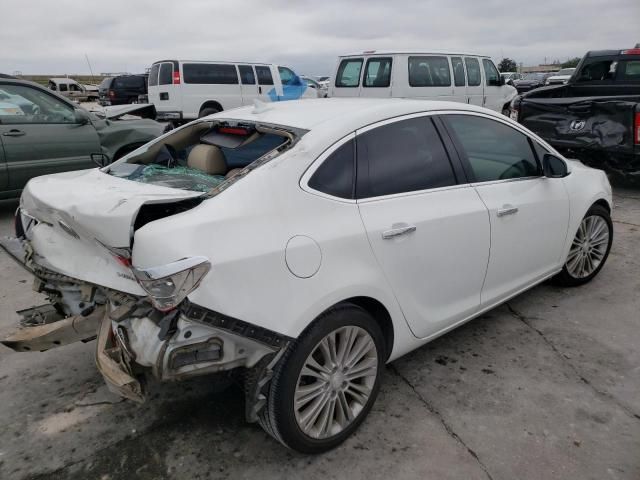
107, 121, 291, 193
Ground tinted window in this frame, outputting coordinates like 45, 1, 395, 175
159, 63, 173, 85
335, 59, 363, 87
618, 60, 640, 82
255, 66, 274, 85
408, 56, 451, 87
183, 63, 238, 84
114, 76, 145, 88
482, 59, 500, 86
451, 57, 466, 86
238, 65, 255, 85
445, 114, 541, 182
464, 58, 481, 86
363, 57, 392, 87
357, 117, 456, 198
149, 64, 159, 86
308, 139, 355, 199
58, 83, 68, 92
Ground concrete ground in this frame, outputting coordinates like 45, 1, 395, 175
0, 189, 638, 480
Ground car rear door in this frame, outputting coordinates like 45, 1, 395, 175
356, 114, 490, 339
441, 113, 570, 305
464, 57, 484, 106
0, 83, 101, 191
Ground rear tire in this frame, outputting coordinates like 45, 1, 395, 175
259, 303, 384, 453
554, 204, 613, 286
199, 107, 220, 118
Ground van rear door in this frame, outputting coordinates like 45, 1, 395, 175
149, 61, 182, 120
359, 56, 392, 98
331, 57, 364, 97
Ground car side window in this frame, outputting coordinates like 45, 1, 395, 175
308, 139, 355, 199
148, 64, 160, 87
238, 65, 256, 85
363, 57, 392, 88
576, 59, 617, 83
464, 57, 481, 86
408, 56, 451, 87
0, 84, 76, 125
255, 66, 274, 85
356, 117, 457, 198
59, 83, 68, 92
451, 57, 466, 86
482, 59, 500, 86
445, 114, 541, 182
159, 63, 173, 85
278, 67, 302, 86
335, 59, 363, 87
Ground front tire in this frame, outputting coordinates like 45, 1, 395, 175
554, 204, 613, 286
259, 304, 384, 453
199, 107, 220, 118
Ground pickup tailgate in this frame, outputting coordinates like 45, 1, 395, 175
519, 95, 639, 154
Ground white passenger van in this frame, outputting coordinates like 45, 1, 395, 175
148, 60, 316, 122
330, 50, 517, 114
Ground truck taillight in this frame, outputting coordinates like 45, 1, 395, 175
108, 90, 115, 98
621, 48, 640, 55
172, 71, 181, 84
635, 112, 640, 145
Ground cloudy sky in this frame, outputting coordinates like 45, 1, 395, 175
2, 0, 638, 77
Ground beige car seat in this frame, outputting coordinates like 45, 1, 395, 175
187, 145, 227, 175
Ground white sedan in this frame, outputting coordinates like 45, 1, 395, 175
1, 99, 613, 453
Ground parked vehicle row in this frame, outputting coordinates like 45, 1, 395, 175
511, 48, 640, 183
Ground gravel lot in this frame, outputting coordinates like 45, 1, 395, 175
0, 189, 639, 480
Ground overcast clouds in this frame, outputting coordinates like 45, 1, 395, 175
2, 0, 638, 76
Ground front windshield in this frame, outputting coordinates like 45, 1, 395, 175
107, 120, 292, 193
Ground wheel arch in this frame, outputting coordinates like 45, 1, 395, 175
198, 100, 223, 116
592, 197, 611, 213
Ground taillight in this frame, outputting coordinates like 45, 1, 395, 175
621, 48, 640, 55
172, 71, 181, 84
635, 112, 640, 145
108, 90, 115, 98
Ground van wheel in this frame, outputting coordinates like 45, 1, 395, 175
502, 106, 511, 116
199, 107, 220, 118
259, 303, 384, 453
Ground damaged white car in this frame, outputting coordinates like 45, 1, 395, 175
1, 98, 613, 453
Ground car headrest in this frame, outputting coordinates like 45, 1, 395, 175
187, 144, 227, 175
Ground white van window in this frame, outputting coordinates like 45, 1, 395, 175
183, 64, 238, 84
149, 64, 160, 87
408, 56, 451, 87
59, 83, 68, 92
278, 67, 299, 86
464, 58, 481, 86
238, 65, 256, 85
335, 58, 363, 87
482, 59, 501, 86
159, 63, 173, 85
363, 58, 392, 88
255, 66, 274, 85
451, 57, 466, 86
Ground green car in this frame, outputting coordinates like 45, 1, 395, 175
0, 78, 167, 199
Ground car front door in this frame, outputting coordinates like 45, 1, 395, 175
464, 57, 484, 106
0, 83, 101, 192
441, 113, 570, 305
356, 114, 490, 339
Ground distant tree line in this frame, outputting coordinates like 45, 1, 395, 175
497, 56, 583, 72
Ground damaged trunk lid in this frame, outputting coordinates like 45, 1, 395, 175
16, 168, 202, 294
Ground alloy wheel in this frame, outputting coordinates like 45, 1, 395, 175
565, 215, 610, 279
293, 326, 378, 439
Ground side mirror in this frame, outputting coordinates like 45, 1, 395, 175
543, 153, 569, 178
74, 108, 90, 125
91, 153, 110, 168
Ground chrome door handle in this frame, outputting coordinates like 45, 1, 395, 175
3, 129, 25, 137
497, 206, 519, 217
382, 224, 416, 240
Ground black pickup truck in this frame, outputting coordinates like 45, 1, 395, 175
511, 48, 640, 183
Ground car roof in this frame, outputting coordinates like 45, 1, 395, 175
339, 49, 488, 58
212, 98, 504, 131
49, 78, 79, 83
